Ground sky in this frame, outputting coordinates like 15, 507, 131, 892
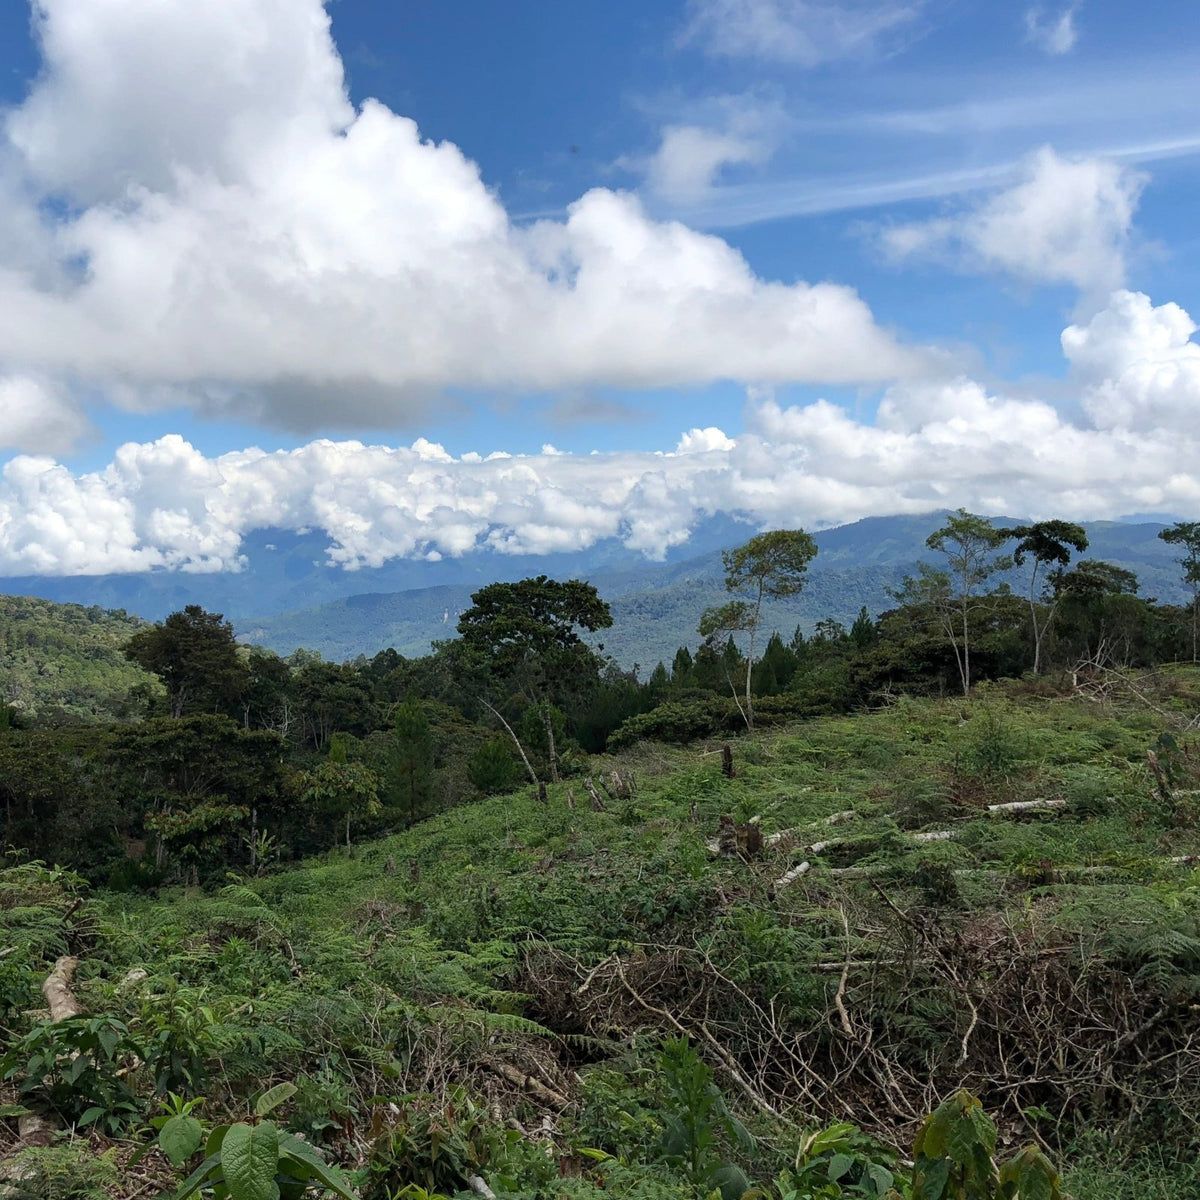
1, 0, 1199, 577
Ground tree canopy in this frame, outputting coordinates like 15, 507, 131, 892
124, 605, 247, 719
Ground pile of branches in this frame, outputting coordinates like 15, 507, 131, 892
517, 896, 1200, 1146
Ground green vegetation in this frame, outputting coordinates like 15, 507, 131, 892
0, 594, 159, 723
2, 516, 1200, 1197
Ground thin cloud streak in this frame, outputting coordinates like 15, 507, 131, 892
646, 135, 1200, 230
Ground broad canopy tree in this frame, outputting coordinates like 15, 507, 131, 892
698, 529, 817, 729
1004, 520, 1089, 674
124, 605, 247, 719
456, 576, 613, 783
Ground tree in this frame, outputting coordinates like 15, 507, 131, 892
111, 715, 284, 881
1051, 559, 1148, 666
699, 530, 817, 728
1004, 520, 1088, 674
124, 606, 248, 719
467, 737, 523, 795
924, 510, 1010, 694
388, 699, 435, 824
296, 758, 381, 849
1159, 521, 1200, 662
456, 576, 612, 782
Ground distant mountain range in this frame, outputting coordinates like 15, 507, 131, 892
240, 514, 1187, 667
1, 513, 1187, 669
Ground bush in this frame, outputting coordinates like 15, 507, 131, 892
467, 737, 523, 794
608, 699, 733, 749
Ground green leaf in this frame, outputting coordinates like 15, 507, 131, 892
277, 1132, 358, 1200
710, 1162, 752, 1200
77, 1105, 106, 1127
254, 1082, 297, 1117
0, 1103, 33, 1118
866, 1163, 894, 1196
170, 1150, 224, 1200
221, 1121, 280, 1200
998, 1147, 1060, 1200
97, 1023, 119, 1060
207, 1123, 231, 1157
828, 1153, 854, 1182
160, 1114, 205, 1167
919, 1157, 951, 1200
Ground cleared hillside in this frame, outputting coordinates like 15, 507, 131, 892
5, 676, 1197, 1196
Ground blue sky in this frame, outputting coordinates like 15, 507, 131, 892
0, 0, 1198, 576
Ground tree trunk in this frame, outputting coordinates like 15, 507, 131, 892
1, 959, 84, 1184
1028, 560, 1043, 675
961, 596, 971, 694
745, 582, 763, 729
345, 808, 351, 849
481, 699, 538, 785
542, 701, 560, 784
42, 955, 83, 1022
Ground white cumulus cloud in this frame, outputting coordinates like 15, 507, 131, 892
0, 0, 926, 448
641, 125, 770, 203
1064, 290, 1200, 431
0, 375, 92, 455
879, 147, 1144, 298
4, 290, 1200, 576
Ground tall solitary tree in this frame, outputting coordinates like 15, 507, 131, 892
456, 576, 612, 783
923, 510, 1010, 695
124, 605, 247, 719
1004, 520, 1089, 674
698, 529, 817, 729
1158, 521, 1200, 662
388, 698, 435, 824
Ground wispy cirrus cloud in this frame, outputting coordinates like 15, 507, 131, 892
679, 0, 926, 67
1024, 4, 1081, 56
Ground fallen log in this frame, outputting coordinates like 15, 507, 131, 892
484, 1061, 570, 1109
772, 860, 811, 891
986, 798, 1067, 814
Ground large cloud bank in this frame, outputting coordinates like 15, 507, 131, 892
3, 289, 1198, 576
0, 0, 924, 445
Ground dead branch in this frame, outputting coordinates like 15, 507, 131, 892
483, 1061, 570, 1109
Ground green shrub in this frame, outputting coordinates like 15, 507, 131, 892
2, 1140, 119, 1199
467, 737, 523, 794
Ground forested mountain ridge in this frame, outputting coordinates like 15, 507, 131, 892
1, 513, 1184, 659
0, 594, 159, 723
239, 515, 1185, 664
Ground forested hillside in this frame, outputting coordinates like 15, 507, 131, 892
0, 595, 159, 724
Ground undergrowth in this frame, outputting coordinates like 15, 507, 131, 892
1, 679, 1198, 1196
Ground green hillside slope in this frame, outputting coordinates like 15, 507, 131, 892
0, 593, 159, 722
4, 680, 1196, 1195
